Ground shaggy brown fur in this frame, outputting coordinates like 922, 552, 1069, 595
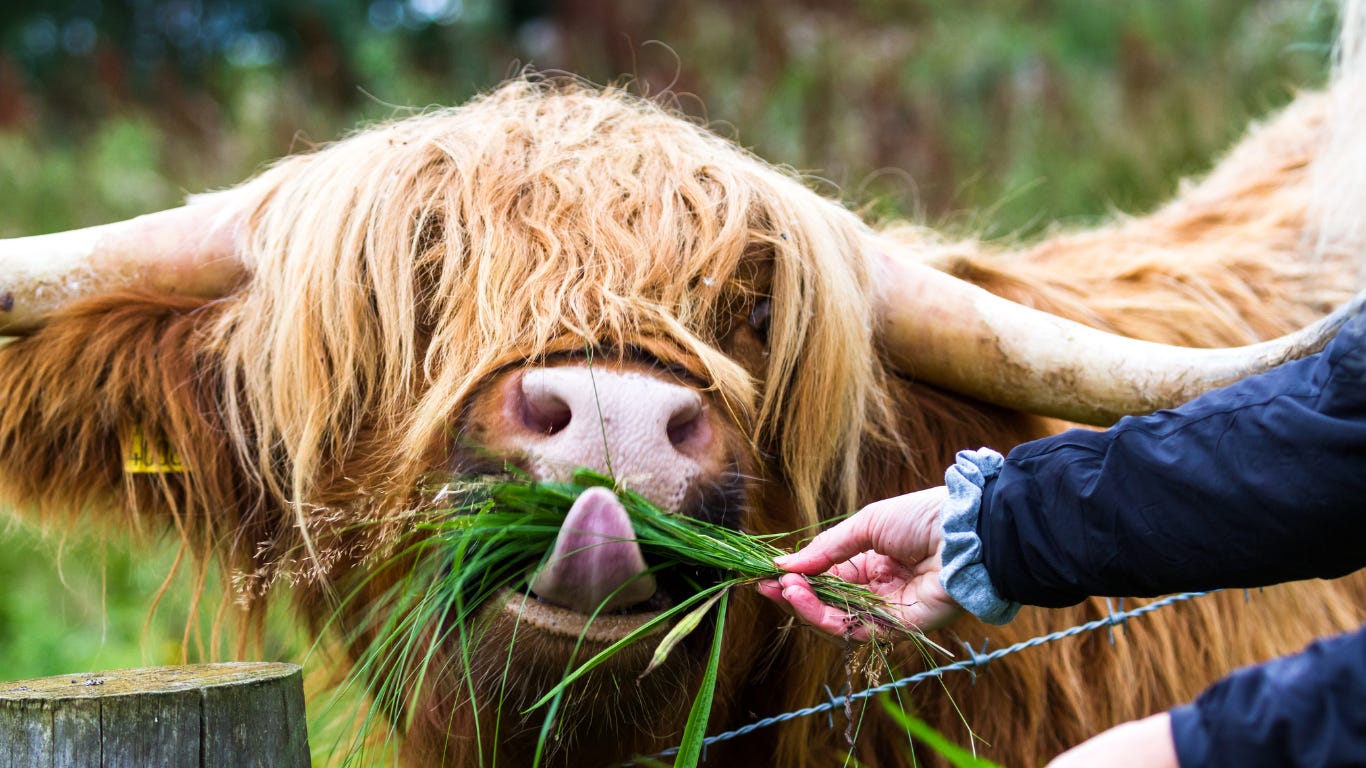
1, 42, 1363, 768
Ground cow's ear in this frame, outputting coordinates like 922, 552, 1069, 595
0, 291, 233, 536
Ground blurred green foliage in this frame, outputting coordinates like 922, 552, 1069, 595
0, 0, 1341, 752
0, 523, 191, 676
0, 517, 307, 681
0, 0, 1339, 235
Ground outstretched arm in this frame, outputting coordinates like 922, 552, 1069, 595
981, 310, 1366, 607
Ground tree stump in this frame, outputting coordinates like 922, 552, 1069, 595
0, 662, 309, 768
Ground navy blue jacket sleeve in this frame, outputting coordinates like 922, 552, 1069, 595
978, 310, 1366, 607
1169, 624, 1366, 768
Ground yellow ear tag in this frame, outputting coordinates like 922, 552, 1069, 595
123, 424, 188, 474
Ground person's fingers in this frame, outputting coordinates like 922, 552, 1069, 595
763, 570, 962, 640
775, 487, 948, 575
778, 575, 872, 642
774, 513, 874, 575
818, 556, 963, 633
756, 578, 785, 604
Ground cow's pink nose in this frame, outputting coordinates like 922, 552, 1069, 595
505, 366, 715, 511
517, 367, 711, 455
519, 382, 707, 448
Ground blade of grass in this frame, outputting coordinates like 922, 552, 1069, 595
675, 589, 729, 768
638, 587, 727, 681
879, 697, 1005, 768
525, 580, 731, 712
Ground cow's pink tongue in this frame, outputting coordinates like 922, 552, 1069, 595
527, 486, 657, 614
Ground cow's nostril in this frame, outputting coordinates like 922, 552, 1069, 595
511, 366, 715, 487
666, 400, 705, 448
521, 388, 573, 436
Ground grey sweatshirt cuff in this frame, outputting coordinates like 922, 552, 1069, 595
938, 448, 1021, 625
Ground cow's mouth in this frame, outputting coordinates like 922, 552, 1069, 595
504, 559, 735, 645
484, 476, 743, 645
498, 587, 675, 644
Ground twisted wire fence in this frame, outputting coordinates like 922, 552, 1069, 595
644, 589, 1217, 763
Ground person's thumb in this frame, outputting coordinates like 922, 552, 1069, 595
775, 487, 948, 575
774, 514, 874, 575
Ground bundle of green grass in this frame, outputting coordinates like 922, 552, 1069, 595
332, 468, 932, 767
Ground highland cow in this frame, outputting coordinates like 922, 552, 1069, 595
2, 11, 1365, 768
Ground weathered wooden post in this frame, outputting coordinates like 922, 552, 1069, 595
0, 662, 309, 767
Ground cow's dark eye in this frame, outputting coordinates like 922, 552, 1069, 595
747, 297, 772, 345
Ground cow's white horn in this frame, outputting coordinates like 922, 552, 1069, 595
0, 187, 254, 335
874, 248, 1364, 426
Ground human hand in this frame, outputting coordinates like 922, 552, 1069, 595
1045, 713, 1178, 768
757, 486, 962, 641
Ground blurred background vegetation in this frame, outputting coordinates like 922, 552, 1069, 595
0, 0, 1340, 753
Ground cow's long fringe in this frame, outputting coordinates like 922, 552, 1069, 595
213, 80, 898, 555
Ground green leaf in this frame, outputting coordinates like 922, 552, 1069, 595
675, 589, 729, 768
524, 582, 732, 712
879, 697, 1005, 768
570, 467, 616, 489
638, 588, 727, 681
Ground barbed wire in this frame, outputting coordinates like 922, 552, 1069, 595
642, 589, 1216, 763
